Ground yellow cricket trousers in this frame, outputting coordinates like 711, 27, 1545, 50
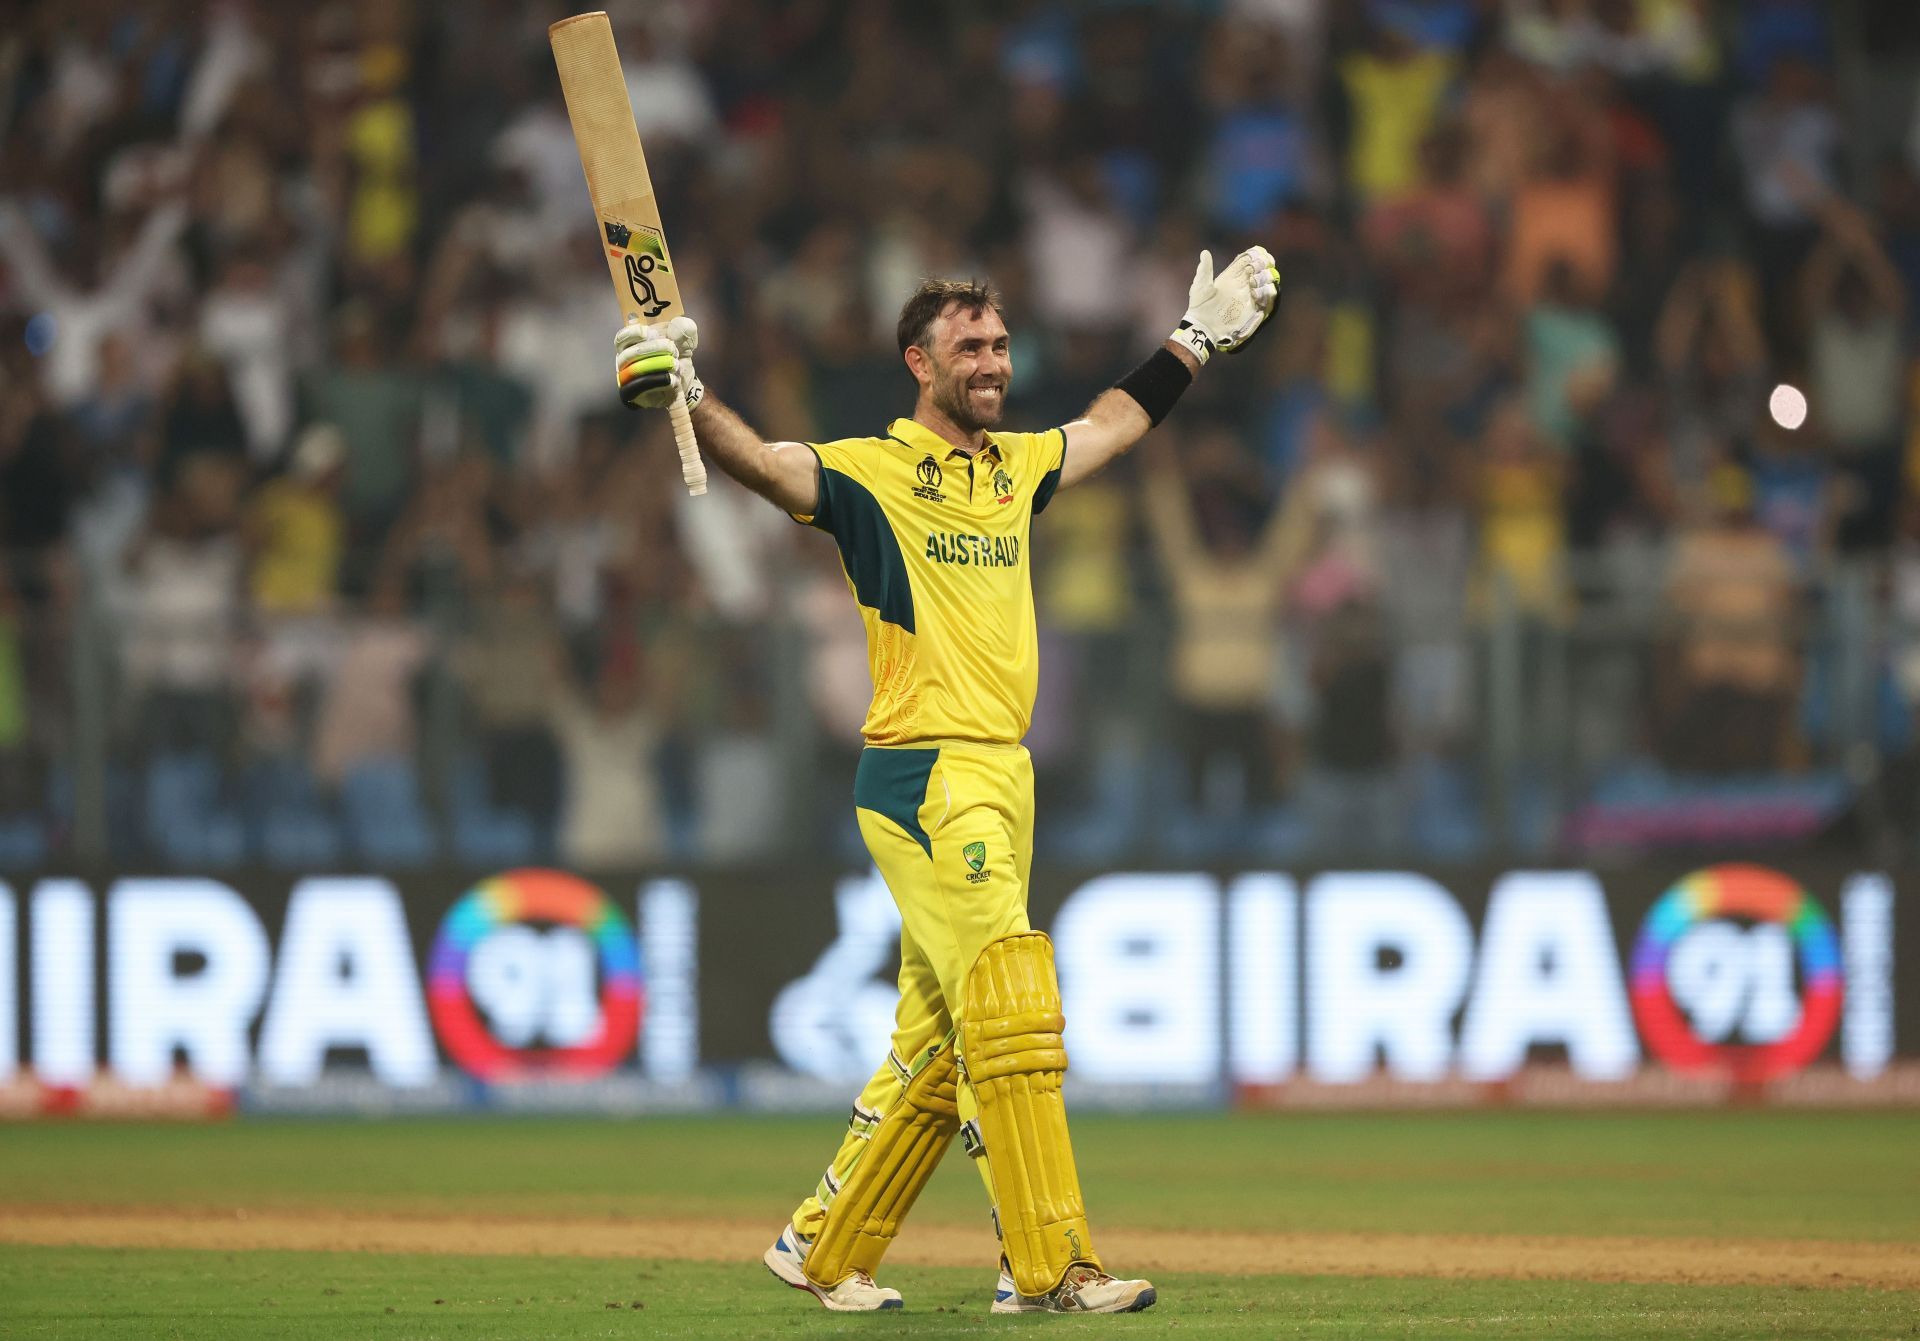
790, 740, 1035, 1238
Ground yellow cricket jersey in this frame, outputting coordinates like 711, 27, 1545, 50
793, 417, 1067, 747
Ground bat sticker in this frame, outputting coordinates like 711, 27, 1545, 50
624, 253, 670, 318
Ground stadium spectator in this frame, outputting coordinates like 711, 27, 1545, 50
1301, 593, 1401, 854
1732, 55, 1841, 344
198, 245, 297, 461
0, 197, 189, 410
1504, 84, 1617, 308
1662, 465, 1801, 774
1473, 396, 1569, 623
549, 652, 668, 870
310, 578, 430, 788
1655, 251, 1769, 497
119, 448, 247, 860
1022, 153, 1135, 336
454, 569, 565, 857
374, 451, 495, 615
1745, 406, 1833, 564
1364, 125, 1493, 303
310, 576, 434, 864
1142, 428, 1297, 822
1525, 259, 1621, 449
1338, 11, 1459, 206
1802, 193, 1909, 550
302, 303, 422, 551
1201, 20, 1320, 232
246, 424, 346, 617
158, 349, 250, 486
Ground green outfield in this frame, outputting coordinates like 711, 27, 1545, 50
2, 1111, 1917, 1338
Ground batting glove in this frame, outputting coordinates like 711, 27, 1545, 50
1169, 246, 1281, 364
615, 316, 704, 412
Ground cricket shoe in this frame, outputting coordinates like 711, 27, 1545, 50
991, 1260, 1157, 1314
762, 1224, 903, 1311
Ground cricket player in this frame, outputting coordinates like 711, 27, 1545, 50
614, 247, 1279, 1313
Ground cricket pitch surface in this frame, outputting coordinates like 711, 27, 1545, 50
4, 1207, 1917, 1291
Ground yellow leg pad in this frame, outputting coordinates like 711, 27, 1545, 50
804, 1042, 961, 1288
962, 931, 1099, 1297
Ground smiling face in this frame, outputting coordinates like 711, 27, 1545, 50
909, 299, 1012, 434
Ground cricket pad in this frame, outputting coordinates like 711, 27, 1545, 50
804, 1041, 961, 1287
962, 931, 1100, 1296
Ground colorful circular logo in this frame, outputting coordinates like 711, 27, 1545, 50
428, 869, 643, 1081
1629, 865, 1841, 1083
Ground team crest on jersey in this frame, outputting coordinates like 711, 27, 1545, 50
914, 455, 946, 503
993, 467, 1014, 504
963, 841, 989, 882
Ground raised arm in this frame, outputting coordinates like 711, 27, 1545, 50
1138, 438, 1206, 579
0, 204, 68, 306
102, 201, 188, 309
1060, 246, 1280, 489
688, 393, 820, 517
1801, 193, 1907, 320
614, 317, 819, 516
1060, 343, 1198, 488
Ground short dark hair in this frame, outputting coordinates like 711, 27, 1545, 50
896, 278, 1002, 354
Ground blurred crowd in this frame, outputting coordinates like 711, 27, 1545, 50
4, 0, 1920, 869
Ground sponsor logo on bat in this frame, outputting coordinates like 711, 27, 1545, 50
604, 220, 673, 318
624, 253, 670, 318
604, 220, 670, 265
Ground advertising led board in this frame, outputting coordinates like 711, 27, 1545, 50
0, 863, 1905, 1110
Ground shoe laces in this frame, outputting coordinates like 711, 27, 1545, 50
1060, 1263, 1111, 1294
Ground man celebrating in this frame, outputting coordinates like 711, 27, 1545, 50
615, 247, 1279, 1314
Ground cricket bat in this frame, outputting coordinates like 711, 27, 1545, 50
549, 11, 707, 496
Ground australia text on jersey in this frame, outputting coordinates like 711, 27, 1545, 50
924, 532, 1022, 567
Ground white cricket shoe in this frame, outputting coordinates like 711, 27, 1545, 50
763, 1224, 903, 1312
991, 1260, 1158, 1314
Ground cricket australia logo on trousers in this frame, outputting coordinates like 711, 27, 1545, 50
964, 842, 989, 883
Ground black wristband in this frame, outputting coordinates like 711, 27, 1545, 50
1114, 346, 1193, 427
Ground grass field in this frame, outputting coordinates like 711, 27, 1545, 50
2, 1111, 1917, 1337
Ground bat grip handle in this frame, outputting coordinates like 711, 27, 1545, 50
670, 395, 707, 496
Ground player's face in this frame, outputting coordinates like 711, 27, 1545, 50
926, 304, 1011, 432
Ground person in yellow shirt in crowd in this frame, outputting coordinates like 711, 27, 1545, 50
246, 423, 346, 616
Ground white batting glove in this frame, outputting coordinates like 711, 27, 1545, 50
615, 316, 704, 412
1169, 246, 1281, 364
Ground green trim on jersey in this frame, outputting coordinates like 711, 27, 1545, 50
854, 746, 940, 856
813, 466, 918, 633
1032, 428, 1066, 515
